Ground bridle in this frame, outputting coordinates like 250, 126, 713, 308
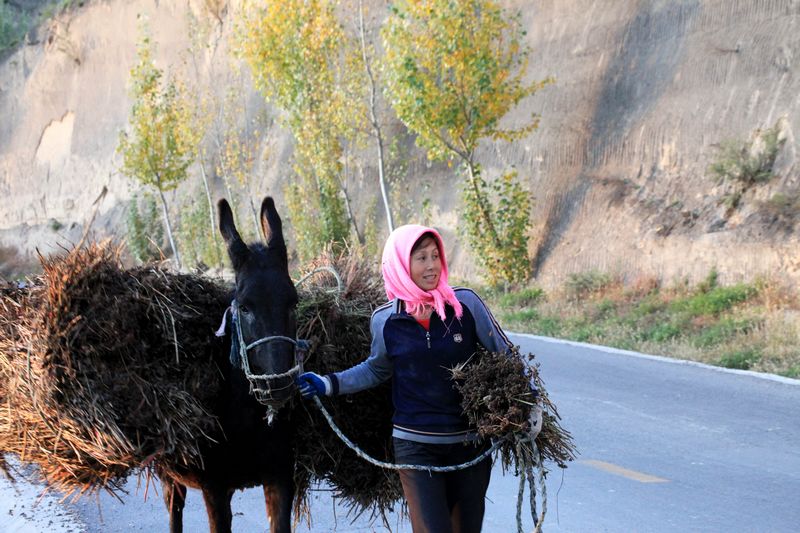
230, 300, 307, 424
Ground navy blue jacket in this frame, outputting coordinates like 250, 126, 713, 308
328, 288, 513, 444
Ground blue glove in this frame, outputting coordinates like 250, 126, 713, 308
296, 372, 332, 398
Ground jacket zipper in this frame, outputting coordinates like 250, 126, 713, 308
426, 330, 431, 349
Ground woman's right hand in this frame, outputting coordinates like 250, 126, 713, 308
296, 372, 332, 398
529, 404, 543, 441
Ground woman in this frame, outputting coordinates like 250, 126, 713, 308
297, 224, 540, 533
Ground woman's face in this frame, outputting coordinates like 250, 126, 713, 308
410, 236, 442, 291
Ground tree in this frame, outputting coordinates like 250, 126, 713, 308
356, 0, 394, 234
212, 85, 265, 243
236, 0, 362, 260
126, 192, 165, 263
383, 0, 551, 285
118, 29, 197, 270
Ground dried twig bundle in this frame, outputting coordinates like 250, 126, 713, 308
0, 243, 229, 496
451, 346, 577, 472
292, 247, 403, 520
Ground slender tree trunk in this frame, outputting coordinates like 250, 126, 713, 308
199, 159, 223, 267
358, 0, 393, 234
249, 196, 260, 239
341, 151, 364, 244
374, 127, 393, 233
156, 185, 182, 270
213, 134, 238, 218
465, 159, 502, 248
221, 173, 236, 216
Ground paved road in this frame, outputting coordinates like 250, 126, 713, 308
6, 334, 799, 531
517, 334, 800, 533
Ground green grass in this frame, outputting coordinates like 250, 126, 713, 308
717, 348, 762, 370
497, 287, 545, 308
669, 284, 757, 317
782, 366, 800, 379
489, 273, 799, 377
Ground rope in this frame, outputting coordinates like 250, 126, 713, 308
295, 266, 344, 294
311, 396, 500, 472
313, 396, 547, 531
233, 305, 303, 381
535, 443, 547, 533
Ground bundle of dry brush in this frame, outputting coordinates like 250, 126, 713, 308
0, 243, 229, 496
291, 250, 403, 520
452, 347, 577, 472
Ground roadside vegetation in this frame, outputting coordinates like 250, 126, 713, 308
486, 269, 800, 379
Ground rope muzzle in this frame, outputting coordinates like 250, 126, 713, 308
228, 300, 308, 424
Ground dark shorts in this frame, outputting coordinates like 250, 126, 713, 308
393, 438, 492, 533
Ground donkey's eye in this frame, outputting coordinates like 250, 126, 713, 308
239, 305, 251, 315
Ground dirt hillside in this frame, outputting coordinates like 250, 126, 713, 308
1, 0, 798, 287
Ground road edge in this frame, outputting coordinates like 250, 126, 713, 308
510, 332, 800, 386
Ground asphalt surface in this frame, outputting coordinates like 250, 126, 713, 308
6, 334, 799, 532
517, 334, 800, 533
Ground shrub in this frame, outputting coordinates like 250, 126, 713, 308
534, 316, 563, 338
782, 366, 800, 379
177, 192, 222, 271
594, 298, 617, 319
0, 3, 28, 54
641, 322, 682, 343
671, 284, 758, 317
498, 287, 545, 308
760, 191, 800, 228
692, 318, 755, 348
709, 124, 784, 187
571, 320, 603, 342
697, 268, 719, 293
717, 348, 762, 370
565, 271, 613, 301
630, 294, 667, 319
126, 193, 164, 263
461, 168, 533, 287
502, 308, 539, 323
48, 219, 64, 232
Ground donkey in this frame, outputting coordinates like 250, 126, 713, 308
156, 197, 299, 533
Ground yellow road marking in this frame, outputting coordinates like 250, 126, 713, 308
581, 460, 669, 483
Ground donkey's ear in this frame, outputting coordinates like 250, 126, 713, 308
260, 197, 285, 250
218, 199, 248, 269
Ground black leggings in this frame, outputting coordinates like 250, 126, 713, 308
393, 438, 492, 533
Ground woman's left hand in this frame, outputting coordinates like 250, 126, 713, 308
296, 372, 332, 398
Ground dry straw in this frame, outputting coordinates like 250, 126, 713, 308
0, 243, 228, 497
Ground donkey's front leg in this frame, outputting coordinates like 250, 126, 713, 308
264, 477, 294, 533
201, 483, 234, 533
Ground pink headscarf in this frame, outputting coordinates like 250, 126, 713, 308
381, 224, 463, 321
